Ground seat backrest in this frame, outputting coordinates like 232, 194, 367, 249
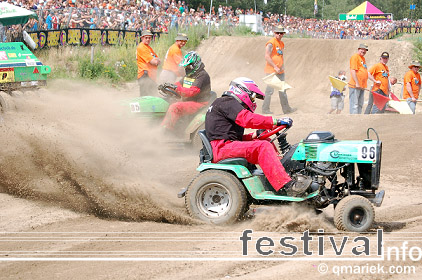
198, 130, 213, 163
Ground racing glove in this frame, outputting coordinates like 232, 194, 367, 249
276, 117, 293, 128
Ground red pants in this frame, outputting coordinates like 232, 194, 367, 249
211, 139, 292, 191
161, 101, 207, 129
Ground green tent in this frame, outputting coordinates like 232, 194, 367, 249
0, 2, 38, 26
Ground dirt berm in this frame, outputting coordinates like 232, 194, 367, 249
0, 36, 421, 279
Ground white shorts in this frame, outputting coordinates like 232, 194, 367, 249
330, 95, 345, 110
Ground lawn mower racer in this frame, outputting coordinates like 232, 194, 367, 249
160, 51, 211, 131
179, 77, 385, 232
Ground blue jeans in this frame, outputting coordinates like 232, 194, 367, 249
364, 92, 373, 114
349, 87, 365, 114
407, 98, 416, 114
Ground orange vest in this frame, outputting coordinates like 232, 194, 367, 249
369, 62, 389, 93
136, 43, 158, 80
264, 37, 284, 74
162, 43, 182, 74
403, 70, 421, 99
349, 53, 368, 89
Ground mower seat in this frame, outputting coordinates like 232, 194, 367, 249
303, 131, 336, 143
197, 130, 254, 169
198, 130, 213, 163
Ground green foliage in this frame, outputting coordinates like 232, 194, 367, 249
410, 35, 422, 60
77, 45, 137, 84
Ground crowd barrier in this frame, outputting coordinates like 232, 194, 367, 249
27, 28, 162, 49
382, 26, 422, 39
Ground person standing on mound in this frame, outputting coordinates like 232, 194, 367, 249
348, 43, 378, 114
403, 61, 421, 114
136, 30, 161, 96
262, 25, 296, 115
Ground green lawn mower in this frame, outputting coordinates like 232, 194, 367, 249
122, 84, 216, 149
179, 126, 385, 232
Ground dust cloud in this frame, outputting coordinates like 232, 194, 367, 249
245, 204, 336, 232
0, 79, 196, 225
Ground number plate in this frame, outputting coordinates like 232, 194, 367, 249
25, 59, 37, 66
130, 102, 140, 113
21, 81, 39, 87
358, 144, 377, 161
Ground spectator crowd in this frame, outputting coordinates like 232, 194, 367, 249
1, 0, 420, 41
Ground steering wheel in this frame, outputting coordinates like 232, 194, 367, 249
158, 84, 181, 99
257, 125, 287, 142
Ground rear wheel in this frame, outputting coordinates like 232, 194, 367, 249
334, 195, 374, 232
185, 170, 247, 224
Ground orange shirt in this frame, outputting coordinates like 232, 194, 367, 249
162, 43, 182, 74
403, 70, 421, 99
369, 62, 389, 94
349, 53, 368, 89
136, 42, 158, 80
264, 37, 285, 74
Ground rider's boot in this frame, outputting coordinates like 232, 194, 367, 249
279, 176, 312, 197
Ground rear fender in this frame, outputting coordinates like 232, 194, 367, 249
124, 96, 169, 115
185, 111, 206, 139
197, 163, 252, 178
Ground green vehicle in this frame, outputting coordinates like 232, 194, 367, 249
179, 126, 385, 232
0, 42, 51, 91
0, 42, 51, 113
0, 3, 50, 113
123, 84, 216, 148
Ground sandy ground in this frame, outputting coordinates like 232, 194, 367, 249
1, 37, 422, 279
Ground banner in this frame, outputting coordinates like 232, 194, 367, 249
27, 28, 161, 49
339, 14, 364, 20
364, 13, 393, 20
339, 13, 392, 21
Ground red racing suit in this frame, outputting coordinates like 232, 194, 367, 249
161, 63, 211, 129
205, 93, 292, 191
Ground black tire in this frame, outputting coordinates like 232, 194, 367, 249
191, 124, 205, 150
185, 170, 248, 224
334, 195, 375, 232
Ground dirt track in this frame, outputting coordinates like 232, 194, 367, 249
1, 37, 422, 279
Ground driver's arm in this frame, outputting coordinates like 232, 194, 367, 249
235, 110, 275, 141
175, 82, 201, 97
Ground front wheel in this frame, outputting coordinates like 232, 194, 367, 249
185, 170, 248, 224
334, 195, 375, 232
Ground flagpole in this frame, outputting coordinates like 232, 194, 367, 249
208, 0, 213, 38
